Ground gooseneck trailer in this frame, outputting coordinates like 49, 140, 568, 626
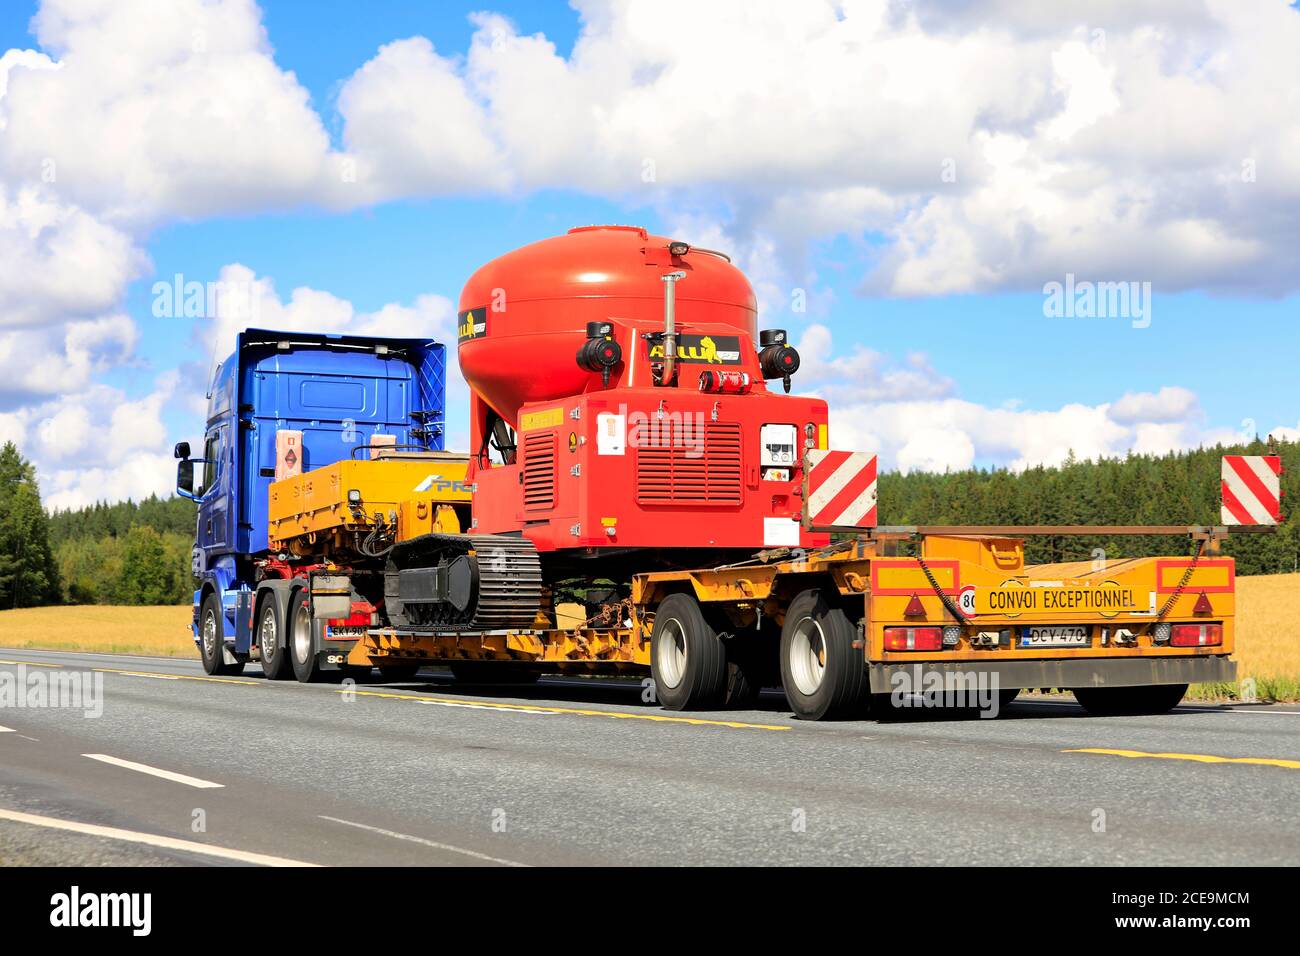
175, 227, 1274, 718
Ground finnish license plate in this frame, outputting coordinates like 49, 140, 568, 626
1020, 625, 1089, 648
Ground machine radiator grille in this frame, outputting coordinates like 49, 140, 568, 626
636, 423, 743, 506
522, 431, 557, 511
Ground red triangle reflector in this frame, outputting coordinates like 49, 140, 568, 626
1193, 591, 1213, 615
904, 593, 926, 617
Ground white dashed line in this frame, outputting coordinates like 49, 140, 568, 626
319, 815, 529, 867
82, 754, 225, 789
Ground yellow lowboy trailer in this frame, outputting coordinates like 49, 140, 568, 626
346, 523, 1244, 720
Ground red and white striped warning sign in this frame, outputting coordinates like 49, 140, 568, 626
803, 450, 878, 529
1221, 455, 1282, 525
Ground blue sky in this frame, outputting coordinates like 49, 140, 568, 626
0, 0, 1296, 507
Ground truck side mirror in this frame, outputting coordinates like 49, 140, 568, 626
174, 441, 191, 459
176, 459, 196, 498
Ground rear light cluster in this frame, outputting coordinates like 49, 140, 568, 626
328, 601, 377, 630
1169, 623, 1223, 647
884, 626, 943, 651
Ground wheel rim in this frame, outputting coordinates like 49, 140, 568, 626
258, 606, 276, 662
655, 617, 688, 689
202, 608, 218, 660
788, 616, 827, 696
292, 601, 312, 665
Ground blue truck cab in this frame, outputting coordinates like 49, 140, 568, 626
174, 329, 448, 674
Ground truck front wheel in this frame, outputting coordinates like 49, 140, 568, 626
199, 593, 245, 677
780, 589, 866, 721
1074, 683, 1187, 716
650, 593, 728, 711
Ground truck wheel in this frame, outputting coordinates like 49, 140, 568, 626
199, 593, 245, 676
780, 589, 866, 720
650, 593, 727, 710
256, 595, 292, 681
378, 664, 422, 682
289, 589, 331, 684
449, 662, 540, 685
1074, 684, 1187, 716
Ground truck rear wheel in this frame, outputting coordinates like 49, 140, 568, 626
257, 595, 292, 681
780, 589, 866, 721
650, 593, 728, 710
1074, 683, 1187, 716
199, 593, 245, 676
289, 589, 331, 684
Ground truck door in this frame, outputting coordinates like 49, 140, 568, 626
196, 426, 230, 554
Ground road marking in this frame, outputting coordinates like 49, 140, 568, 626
337, 688, 791, 731
418, 699, 559, 715
0, 807, 318, 866
0, 659, 61, 667
94, 667, 258, 686
82, 754, 226, 789
319, 815, 528, 867
1064, 748, 1300, 770
0, 725, 13, 733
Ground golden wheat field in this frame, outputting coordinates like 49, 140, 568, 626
0, 604, 195, 659
0, 574, 1297, 698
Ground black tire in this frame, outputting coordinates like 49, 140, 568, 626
650, 593, 728, 710
289, 588, 331, 683
780, 589, 866, 720
1074, 683, 1187, 716
199, 592, 245, 676
378, 664, 422, 682
448, 661, 540, 685
256, 594, 292, 680
722, 642, 764, 708
998, 688, 1021, 708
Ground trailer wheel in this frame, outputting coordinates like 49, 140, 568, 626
1074, 683, 1187, 716
780, 589, 866, 720
256, 595, 292, 681
199, 593, 245, 676
722, 642, 764, 709
289, 589, 332, 684
650, 593, 727, 710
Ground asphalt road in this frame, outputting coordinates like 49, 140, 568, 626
0, 647, 1296, 866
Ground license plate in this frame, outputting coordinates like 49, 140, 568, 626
1020, 625, 1089, 648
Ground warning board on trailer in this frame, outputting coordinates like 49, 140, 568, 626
802, 449, 877, 530
1221, 455, 1282, 525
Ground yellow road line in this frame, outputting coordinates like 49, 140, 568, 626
338, 688, 791, 731
1064, 748, 1300, 770
94, 668, 259, 686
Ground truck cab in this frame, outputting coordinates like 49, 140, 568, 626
174, 329, 449, 673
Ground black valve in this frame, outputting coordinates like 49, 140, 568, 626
758, 328, 799, 391
577, 321, 623, 387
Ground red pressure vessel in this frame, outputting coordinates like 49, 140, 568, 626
458, 225, 757, 428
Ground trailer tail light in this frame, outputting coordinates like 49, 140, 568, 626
1169, 623, 1223, 647
884, 627, 943, 651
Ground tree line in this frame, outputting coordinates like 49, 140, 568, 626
0, 437, 1295, 609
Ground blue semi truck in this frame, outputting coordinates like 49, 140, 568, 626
173, 329, 449, 681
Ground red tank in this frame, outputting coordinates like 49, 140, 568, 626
458, 225, 757, 432
459, 226, 829, 558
